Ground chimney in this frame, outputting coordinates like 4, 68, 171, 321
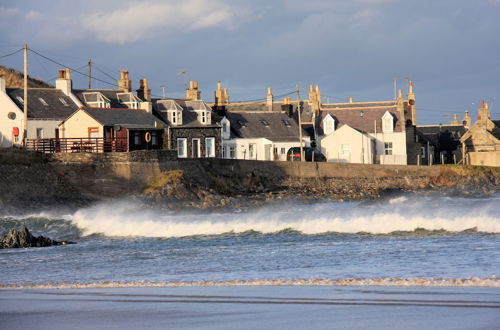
407, 80, 416, 125
450, 114, 460, 125
185, 80, 201, 100
214, 81, 229, 106
462, 111, 472, 128
309, 84, 321, 113
56, 68, 73, 95
0, 76, 5, 93
118, 70, 131, 92
349, 96, 353, 103
136, 78, 151, 101
267, 87, 273, 111
477, 100, 490, 123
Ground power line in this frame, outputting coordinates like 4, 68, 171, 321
93, 63, 118, 81
0, 48, 23, 59
28, 48, 118, 88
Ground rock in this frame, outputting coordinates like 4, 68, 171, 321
0, 226, 74, 249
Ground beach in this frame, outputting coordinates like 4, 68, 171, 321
1, 286, 500, 329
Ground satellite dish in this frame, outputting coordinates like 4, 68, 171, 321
7, 112, 16, 120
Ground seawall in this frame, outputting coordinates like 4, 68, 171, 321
0, 149, 499, 211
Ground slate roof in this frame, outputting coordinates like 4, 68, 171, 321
6, 88, 79, 120
416, 125, 466, 150
225, 111, 307, 142
317, 103, 404, 135
73, 89, 141, 109
152, 98, 220, 128
223, 101, 314, 123
73, 108, 166, 129
491, 120, 500, 140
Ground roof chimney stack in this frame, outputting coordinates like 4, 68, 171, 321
56, 68, 73, 95
118, 70, 131, 92
137, 78, 151, 102
185, 80, 201, 100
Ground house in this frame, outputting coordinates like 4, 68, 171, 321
0, 72, 79, 147
314, 83, 419, 165
221, 111, 310, 161
59, 107, 166, 152
460, 101, 500, 166
152, 81, 221, 158
417, 114, 467, 164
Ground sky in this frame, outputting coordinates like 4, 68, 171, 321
0, 0, 499, 125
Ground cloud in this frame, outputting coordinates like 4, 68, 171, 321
81, 0, 250, 44
25, 11, 42, 20
0, 7, 19, 17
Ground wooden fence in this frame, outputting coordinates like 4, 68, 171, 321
26, 138, 129, 153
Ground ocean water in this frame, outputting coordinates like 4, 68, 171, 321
1, 193, 499, 288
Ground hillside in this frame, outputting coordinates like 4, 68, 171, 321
0, 65, 52, 88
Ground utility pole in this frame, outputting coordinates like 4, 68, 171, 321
393, 78, 397, 100
23, 43, 28, 147
88, 59, 92, 89
296, 84, 304, 162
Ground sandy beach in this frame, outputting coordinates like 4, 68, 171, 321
1, 285, 499, 330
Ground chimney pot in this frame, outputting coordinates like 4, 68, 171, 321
59, 70, 65, 79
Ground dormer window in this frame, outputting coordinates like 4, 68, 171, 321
382, 111, 394, 133
83, 92, 110, 108
38, 98, 48, 106
323, 114, 335, 135
117, 92, 141, 109
201, 111, 207, 124
172, 111, 177, 124
221, 117, 230, 140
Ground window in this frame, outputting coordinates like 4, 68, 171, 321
260, 119, 270, 126
223, 122, 228, 133
421, 147, 426, 158
59, 98, 69, 106
16, 96, 24, 105
282, 119, 291, 127
281, 147, 286, 154
273, 147, 278, 155
382, 112, 394, 133
177, 138, 187, 157
151, 132, 158, 145
201, 111, 206, 124
36, 128, 44, 139
205, 137, 215, 157
88, 127, 99, 138
134, 132, 140, 145
323, 115, 335, 135
341, 144, 351, 155
38, 98, 48, 106
171, 111, 177, 124
229, 146, 236, 159
384, 142, 393, 155
222, 146, 227, 158
249, 143, 256, 159
237, 120, 246, 127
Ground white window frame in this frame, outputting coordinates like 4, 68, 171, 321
205, 137, 215, 157
249, 143, 256, 159
192, 138, 201, 158
323, 114, 335, 135
36, 128, 44, 139
177, 138, 187, 158
384, 142, 393, 155
201, 111, 207, 124
229, 146, 236, 159
382, 111, 394, 133
222, 145, 227, 158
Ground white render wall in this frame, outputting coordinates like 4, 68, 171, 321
222, 138, 310, 161
27, 120, 61, 139
0, 91, 24, 147
319, 125, 407, 165
60, 110, 103, 138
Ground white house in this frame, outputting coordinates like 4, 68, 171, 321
221, 111, 310, 161
317, 103, 408, 165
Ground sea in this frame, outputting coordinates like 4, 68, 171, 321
1, 193, 499, 289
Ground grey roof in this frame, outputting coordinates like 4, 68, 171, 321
491, 120, 500, 140
317, 106, 404, 135
322, 101, 397, 110
225, 111, 307, 141
6, 88, 79, 120
221, 101, 314, 123
417, 125, 466, 136
75, 108, 166, 129
73, 89, 141, 109
152, 98, 220, 128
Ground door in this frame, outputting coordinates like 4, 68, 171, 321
264, 144, 272, 161
192, 139, 200, 158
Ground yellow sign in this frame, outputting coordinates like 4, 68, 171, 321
145, 132, 151, 143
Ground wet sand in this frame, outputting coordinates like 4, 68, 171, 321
1, 286, 499, 329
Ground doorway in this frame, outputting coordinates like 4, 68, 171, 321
192, 138, 200, 158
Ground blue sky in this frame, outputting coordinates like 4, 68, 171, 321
0, 0, 499, 124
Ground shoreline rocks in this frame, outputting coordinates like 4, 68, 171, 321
0, 226, 74, 249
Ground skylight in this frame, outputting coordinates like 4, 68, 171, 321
38, 98, 48, 106
282, 119, 291, 127
260, 119, 270, 126
16, 96, 24, 105
237, 120, 246, 127
59, 97, 69, 106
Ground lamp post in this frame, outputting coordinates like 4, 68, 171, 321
360, 111, 365, 164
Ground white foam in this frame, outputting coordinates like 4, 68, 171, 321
2, 277, 499, 289
70, 197, 500, 237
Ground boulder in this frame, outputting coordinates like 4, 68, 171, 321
0, 226, 74, 249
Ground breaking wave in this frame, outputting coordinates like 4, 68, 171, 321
68, 195, 500, 237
